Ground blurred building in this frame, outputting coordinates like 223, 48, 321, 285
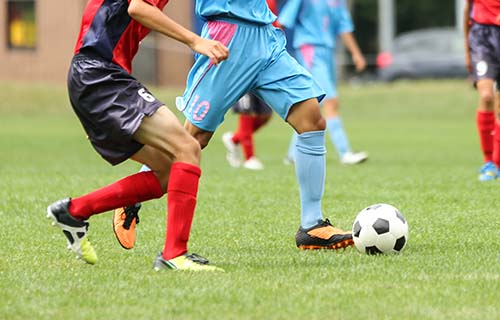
0, 0, 194, 87
0, 0, 465, 86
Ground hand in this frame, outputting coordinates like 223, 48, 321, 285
352, 53, 366, 72
191, 38, 229, 66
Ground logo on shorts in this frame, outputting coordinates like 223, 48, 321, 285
476, 61, 488, 77
138, 88, 156, 102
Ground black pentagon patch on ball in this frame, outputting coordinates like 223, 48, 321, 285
395, 211, 406, 224
394, 236, 406, 251
365, 246, 383, 255
372, 218, 390, 234
353, 221, 361, 237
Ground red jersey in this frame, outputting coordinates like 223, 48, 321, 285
469, 0, 500, 26
74, 0, 169, 74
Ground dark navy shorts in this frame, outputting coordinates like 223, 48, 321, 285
232, 93, 272, 114
469, 23, 500, 82
68, 54, 163, 165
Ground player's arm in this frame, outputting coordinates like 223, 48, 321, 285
340, 32, 366, 72
463, 0, 472, 73
128, 0, 228, 65
336, 1, 365, 72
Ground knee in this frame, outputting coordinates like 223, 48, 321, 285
176, 134, 201, 165
306, 116, 326, 132
479, 90, 495, 108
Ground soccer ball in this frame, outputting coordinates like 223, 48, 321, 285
352, 204, 409, 254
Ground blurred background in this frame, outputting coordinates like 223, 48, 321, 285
0, 0, 467, 87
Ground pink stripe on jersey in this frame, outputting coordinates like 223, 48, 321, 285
207, 21, 237, 47
299, 44, 315, 70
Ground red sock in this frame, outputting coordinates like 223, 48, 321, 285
233, 114, 255, 160
69, 171, 164, 220
476, 110, 495, 162
493, 120, 500, 168
162, 162, 201, 260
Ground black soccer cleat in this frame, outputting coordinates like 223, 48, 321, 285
46, 198, 97, 264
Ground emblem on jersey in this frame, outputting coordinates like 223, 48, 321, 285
476, 61, 488, 77
138, 88, 156, 102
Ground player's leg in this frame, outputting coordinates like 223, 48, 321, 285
491, 90, 500, 177
240, 113, 271, 170
132, 107, 222, 271
49, 60, 168, 264
230, 95, 271, 170
286, 99, 353, 249
323, 97, 368, 165
240, 98, 273, 170
255, 28, 352, 250
475, 79, 497, 181
48, 106, 193, 264
234, 114, 255, 159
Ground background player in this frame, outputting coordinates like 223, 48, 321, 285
46, 0, 228, 271
464, 0, 500, 181
278, 0, 368, 165
222, 93, 273, 170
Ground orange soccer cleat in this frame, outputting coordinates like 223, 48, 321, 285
295, 219, 354, 250
113, 204, 141, 250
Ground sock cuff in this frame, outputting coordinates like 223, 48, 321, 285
297, 130, 326, 155
168, 162, 201, 195
171, 162, 201, 177
477, 110, 495, 122
477, 110, 494, 115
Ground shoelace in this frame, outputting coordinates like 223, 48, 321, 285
122, 204, 141, 230
186, 253, 209, 265
323, 218, 332, 226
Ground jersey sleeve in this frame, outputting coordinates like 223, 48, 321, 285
334, 1, 354, 35
277, 0, 302, 29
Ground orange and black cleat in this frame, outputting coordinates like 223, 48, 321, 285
113, 204, 141, 250
295, 219, 354, 250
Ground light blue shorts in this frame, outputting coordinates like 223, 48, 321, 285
177, 17, 325, 132
294, 45, 337, 99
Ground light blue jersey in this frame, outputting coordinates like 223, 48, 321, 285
196, 0, 276, 25
278, 0, 353, 49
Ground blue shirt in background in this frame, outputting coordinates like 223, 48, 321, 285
278, 0, 354, 49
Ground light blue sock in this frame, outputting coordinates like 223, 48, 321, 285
295, 130, 326, 229
286, 132, 298, 162
326, 117, 350, 157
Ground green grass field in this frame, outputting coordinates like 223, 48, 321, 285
0, 80, 498, 319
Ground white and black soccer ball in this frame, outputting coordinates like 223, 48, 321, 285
352, 204, 409, 254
